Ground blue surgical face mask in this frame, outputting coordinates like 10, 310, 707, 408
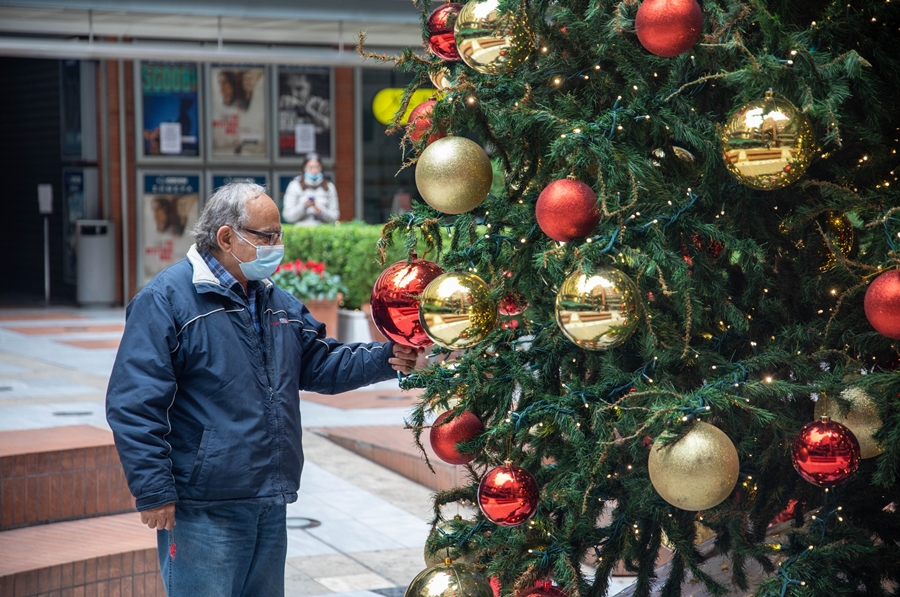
304, 172, 323, 185
230, 229, 284, 280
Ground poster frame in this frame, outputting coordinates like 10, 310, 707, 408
272, 65, 336, 168
134, 60, 204, 164
204, 63, 271, 164
205, 171, 271, 208
136, 169, 204, 289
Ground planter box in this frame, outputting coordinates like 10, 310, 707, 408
304, 297, 340, 338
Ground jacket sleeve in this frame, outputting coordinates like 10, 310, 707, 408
281, 180, 304, 223
294, 305, 396, 394
319, 183, 340, 224
105, 288, 180, 511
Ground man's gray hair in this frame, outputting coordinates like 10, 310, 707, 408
192, 182, 266, 252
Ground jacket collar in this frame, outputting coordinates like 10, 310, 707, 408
186, 244, 274, 290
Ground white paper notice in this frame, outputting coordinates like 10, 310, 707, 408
159, 122, 183, 155
294, 124, 316, 154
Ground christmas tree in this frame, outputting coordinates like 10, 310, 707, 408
362, 0, 900, 595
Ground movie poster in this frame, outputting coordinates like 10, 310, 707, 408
277, 66, 331, 159
210, 65, 267, 157
142, 174, 200, 285
140, 62, 200, 157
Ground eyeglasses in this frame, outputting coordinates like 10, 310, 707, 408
240, 227, 284, 246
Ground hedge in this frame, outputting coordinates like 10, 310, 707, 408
282, 221, 406, 310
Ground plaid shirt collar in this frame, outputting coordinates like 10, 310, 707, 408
199, 250, 259, 300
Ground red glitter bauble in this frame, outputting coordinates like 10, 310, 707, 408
427, 3, 463, 61
477, 464, 539, 526
535, 179, 600, 242
430, 410, 485, 465
864, 270, 900, 339
370, 258, 445, 347
408, 100, 446, 145
513, 581, 568, 597
791, 419, 860, 487
635, 0, 703, 58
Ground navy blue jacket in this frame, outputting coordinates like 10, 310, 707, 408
106, 246, 396, 511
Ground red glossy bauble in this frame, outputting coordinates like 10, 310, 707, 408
430, 410, 485, 465
791, 418, 860, 487
477, 464, 539, 526
498, 291, 528, 316
370, 258, 445, 347
513, 581, 568, 597
635, 0, 703, 58
408, 100, 446, 145
535, 179, 600, 242
427, 2, 463, 61
864, 270, 900, 339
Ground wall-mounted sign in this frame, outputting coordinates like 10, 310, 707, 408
140, 62, 200, 157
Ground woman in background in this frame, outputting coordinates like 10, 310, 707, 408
282, 154, 339, 225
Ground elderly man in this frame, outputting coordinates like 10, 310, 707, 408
106, 182, 421, 597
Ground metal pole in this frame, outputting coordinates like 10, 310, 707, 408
44, 216, 50, 306
118, 57, 129, 304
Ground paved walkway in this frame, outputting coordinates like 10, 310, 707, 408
0, 307, 635, 596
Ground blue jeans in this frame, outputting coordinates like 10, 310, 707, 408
156, 503, 287, 597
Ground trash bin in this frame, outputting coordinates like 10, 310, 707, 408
76, 220, 116, 306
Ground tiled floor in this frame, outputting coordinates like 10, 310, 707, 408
0, 307, 638, 597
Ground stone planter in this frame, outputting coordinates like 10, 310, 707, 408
303, 295, 341, 338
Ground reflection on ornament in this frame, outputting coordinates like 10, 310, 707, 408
722, 91, 814, 190
430, 410, 485, 465
864, 269, 900, 339
635, 0, 703, 57
420, 272, 497, 349
672, 146, 696, 162
454, 0, 533, 75
814, 388, 883, 459
792, 418, 860, 487
556, 267, 641, 350
405, 560, 493, 597
416, 136, 493, 214
370, 258, 445, 347
648, 422, 740, 511
430, 68, 454, 91
477, 463, 539, 526
498, 291, 528, 316
428, 3, 464, 61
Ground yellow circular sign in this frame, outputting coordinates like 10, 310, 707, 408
372, 88, 437, 126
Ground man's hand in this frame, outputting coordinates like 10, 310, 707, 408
389, 343, 426, 374
140, 503, 176, 530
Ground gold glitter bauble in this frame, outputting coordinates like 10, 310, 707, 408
415, 136, 493, 214
648, 422, 740, 511
424, 516, 478, 567
454, 0, 533, 75
814, 387, 884, 459
721, 91, 815, 190
555, 266, 642, 351
405, 560, 493, 597
420, 272, 497, 349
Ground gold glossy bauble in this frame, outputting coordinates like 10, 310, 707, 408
430, 68, 454, 91
405, 560, 493, 597
721, 91, 815, 190
454, 0, 533, 75
420, 272, 497, 349
648, 422, 740, 511
814, 388, 884, 459
415, 136, 493, 214
555, 266, 642, 351
424, 516, 478, 567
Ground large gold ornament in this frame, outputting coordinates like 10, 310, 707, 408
405, 560, 493, 597
648, 422, 740, 511
420, 272, 497, 349
814, 387, 884, 459
454, 0, 533, 75
555, 267, 642, 351
415, 136, 493, 214
721, 91, 815, 190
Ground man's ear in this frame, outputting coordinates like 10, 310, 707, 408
216, 225, 235, 252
